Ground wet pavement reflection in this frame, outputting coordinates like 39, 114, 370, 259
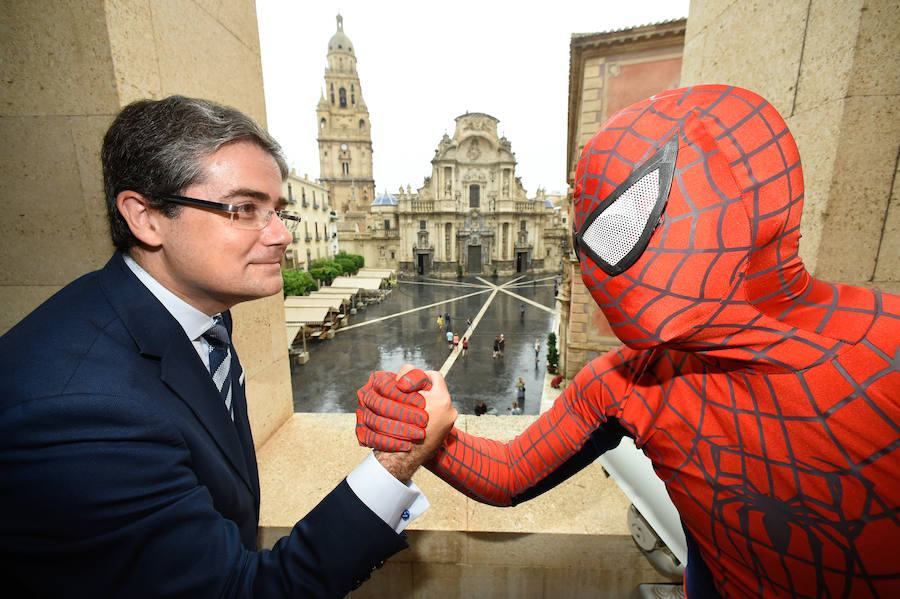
290, 274, 559, 416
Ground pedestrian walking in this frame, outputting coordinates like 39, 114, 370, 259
437, 314, 443, 330
446, 330, 454, 349
520, 303, 525, 321
515, 377, 525, 408
498, 334, 505, 357
492, 335, 500, 358
452, 333, 459, 349
462, 337, 469, 357
534, 338, 541, 365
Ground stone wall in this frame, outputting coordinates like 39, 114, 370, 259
0, 0, 291, 448
681, 0, 899, 289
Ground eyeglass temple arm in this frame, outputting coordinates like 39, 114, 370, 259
160, 194, 238, 212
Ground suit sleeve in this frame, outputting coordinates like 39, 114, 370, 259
0, 392, 406, 599
426, 351, 637, 506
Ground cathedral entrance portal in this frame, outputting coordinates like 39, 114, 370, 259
516, 251, 528, 273
416, 253, 428, 275
467, 245, 482, 274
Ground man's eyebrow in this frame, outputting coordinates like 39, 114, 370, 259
221, 188, 273, 202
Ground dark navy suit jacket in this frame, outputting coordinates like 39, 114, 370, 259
0, 253, 406, 597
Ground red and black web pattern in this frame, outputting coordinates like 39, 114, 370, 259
425, 86, 900, 597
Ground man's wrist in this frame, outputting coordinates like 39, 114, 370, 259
374, 450, 419, 482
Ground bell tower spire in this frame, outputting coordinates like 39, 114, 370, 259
316, 14, 374, 226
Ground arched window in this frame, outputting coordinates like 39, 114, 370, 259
319, 118, 326, 130
339, 88, 347, 108
359, 119, 365, 131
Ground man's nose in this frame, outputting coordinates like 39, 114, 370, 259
263, 212, 292, 245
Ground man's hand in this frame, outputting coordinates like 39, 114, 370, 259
357, 365, 457, 481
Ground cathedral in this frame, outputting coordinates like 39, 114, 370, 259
316, 16, 567, 277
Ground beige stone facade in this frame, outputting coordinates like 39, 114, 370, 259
680, 0, 899, 289
316, 15, 375, 230
560, 19, 687, 378
281, 171, 336, 270
340, 114, 567, 278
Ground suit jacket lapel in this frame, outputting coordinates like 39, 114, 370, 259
100, 254, 255, 496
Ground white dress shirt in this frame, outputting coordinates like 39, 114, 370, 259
123, 254, 427, 533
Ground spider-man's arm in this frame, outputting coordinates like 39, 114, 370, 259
429, 402, 629, 506
358, 355, 634, 506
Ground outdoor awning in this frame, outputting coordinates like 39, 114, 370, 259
319, 285, 360, 295
329, 277, 383, 291
308, 290, 354, 304
358, 268, 395, 280
286, 324, 302, 348
284, 305, 332, 325
284, 296, 343, 310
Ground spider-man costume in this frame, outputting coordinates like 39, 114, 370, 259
357, 85, 900, 598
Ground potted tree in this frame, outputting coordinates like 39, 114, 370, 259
546, 332, 559, 374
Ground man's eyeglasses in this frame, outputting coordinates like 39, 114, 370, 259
158, 194, 302, 234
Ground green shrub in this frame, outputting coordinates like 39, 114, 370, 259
307, 259, 341, 285
282, 269, 318, 296
333, 255, 359, 275
337, 250, 364, 270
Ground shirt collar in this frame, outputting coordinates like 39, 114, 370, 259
122, 253, 216, 342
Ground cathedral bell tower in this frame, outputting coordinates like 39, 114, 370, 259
317, 14, 374, 226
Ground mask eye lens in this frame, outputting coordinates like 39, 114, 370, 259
574, 136, 678, 276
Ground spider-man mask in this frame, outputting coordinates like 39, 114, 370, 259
574, 85, 806, 351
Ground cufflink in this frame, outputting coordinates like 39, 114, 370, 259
401, 509, 410, 521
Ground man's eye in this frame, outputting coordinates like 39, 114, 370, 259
234, 204, 257, 215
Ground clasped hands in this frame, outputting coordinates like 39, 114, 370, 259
356, 365, 457, 481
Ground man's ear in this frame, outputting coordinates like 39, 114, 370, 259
116, 191, 164, 248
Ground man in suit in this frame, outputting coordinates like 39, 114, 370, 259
0, 96, 456, 598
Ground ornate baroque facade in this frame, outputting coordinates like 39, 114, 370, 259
339, 113, 567, 277
316, 15, 374, 230
400, 113, 562, 276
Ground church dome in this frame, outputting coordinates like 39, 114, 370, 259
372, 190, 398, 206
328, 15, 354, 56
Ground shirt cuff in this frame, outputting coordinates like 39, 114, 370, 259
346, 452, 430, 534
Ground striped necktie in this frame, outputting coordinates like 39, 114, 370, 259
203, 315, 234, 420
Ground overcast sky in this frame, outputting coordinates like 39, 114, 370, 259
256, 0, 690, 197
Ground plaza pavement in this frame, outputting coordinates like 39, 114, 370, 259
290, 274, 565, 416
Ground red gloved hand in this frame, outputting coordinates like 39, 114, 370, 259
356, 368, 431, 452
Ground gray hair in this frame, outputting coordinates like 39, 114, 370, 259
102, 95, 288, 250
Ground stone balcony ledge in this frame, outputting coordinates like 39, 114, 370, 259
256, 412, 667, 597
